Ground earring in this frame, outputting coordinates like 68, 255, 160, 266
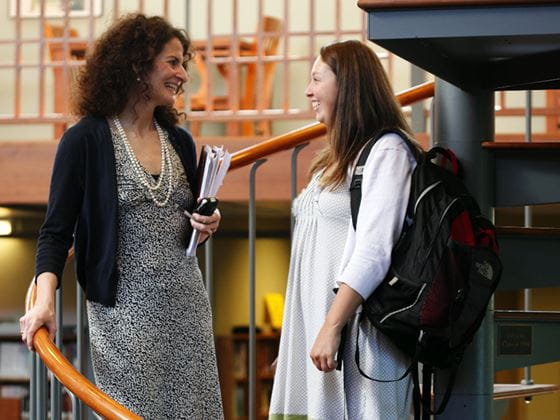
136, 77, 141, 82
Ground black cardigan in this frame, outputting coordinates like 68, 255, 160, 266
35, 115, 198, 307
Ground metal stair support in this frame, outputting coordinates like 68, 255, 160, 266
357, 0, 560, 91
356, 1, 560, 418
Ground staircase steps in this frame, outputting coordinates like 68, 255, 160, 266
423, 383, 558, 401
493, 383, 559, 400
493, 383, 559, 418
482, 141, 560, 207
496, 227, 560, 290
494, 310, 560, 371
357, 1, 560, 90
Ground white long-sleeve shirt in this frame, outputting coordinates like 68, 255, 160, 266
337, 132, 417, 300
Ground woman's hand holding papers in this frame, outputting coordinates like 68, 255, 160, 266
191, 210, 221, 243
186, 145, 231, 255
185, 206, 221, 243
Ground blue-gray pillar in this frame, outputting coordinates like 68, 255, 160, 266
433, 78, 495, 419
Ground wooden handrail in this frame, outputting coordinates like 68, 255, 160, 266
25, 282, 141, 420
229, 122, 326, 170
25, 80, 435, 419
229, 80, 435, 170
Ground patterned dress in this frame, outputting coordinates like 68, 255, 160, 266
86, 127, 224, 419
269, 172, 412, 420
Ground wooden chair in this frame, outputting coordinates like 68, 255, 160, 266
187, 16, 282, 137
43, 23, 86, 139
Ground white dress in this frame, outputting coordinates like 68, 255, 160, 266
269, 133, 416, 420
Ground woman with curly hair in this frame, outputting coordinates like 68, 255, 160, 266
19, 14, 224, 418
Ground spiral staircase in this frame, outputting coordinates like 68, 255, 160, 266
358, 1, 560, 418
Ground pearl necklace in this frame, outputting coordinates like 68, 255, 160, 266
113, 116, 174, 207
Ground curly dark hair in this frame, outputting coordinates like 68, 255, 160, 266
73, 13, 192, 128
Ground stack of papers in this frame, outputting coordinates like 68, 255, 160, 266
186, 145, 232, 256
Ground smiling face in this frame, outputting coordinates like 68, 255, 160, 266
305, 56, 338, 126
145, 37, 188, 107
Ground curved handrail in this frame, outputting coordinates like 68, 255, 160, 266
25, 281, 141, 420
229, 80, 435, 170
25, 79, 434, 419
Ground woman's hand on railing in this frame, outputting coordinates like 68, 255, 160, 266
20, 302, 56, 351
20, 273, 57, 350
22, 261, 143, 419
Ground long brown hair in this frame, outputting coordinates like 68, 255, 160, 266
309, 40, 417, 189
72, 14, 192, 128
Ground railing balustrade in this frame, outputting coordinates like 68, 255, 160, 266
1, 0, 372, 137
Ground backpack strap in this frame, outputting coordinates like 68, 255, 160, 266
415, 361, 458, 419
335, 323, 348, 371
429, 364, 459, 416
350, 136, 378, 231
350, 129, 422, 230
353, 317, 418, 383
411, 363, 421, 420
422, 364, 433, 420
427, 146, 460, 176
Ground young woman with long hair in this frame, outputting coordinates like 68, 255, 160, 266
269, 40, 421, 419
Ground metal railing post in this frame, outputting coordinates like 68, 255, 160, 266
51, 287, 63, 420
74, 287, 86, 420
205, 237, 214, 308
30, 352, 36, 420
36, 356, 47, 419
522, 90, 534, 390
248, 159, 266, 420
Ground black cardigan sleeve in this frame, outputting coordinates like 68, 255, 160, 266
35, 125, 86, 288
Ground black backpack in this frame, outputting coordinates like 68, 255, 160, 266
346, 130, 502, 419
